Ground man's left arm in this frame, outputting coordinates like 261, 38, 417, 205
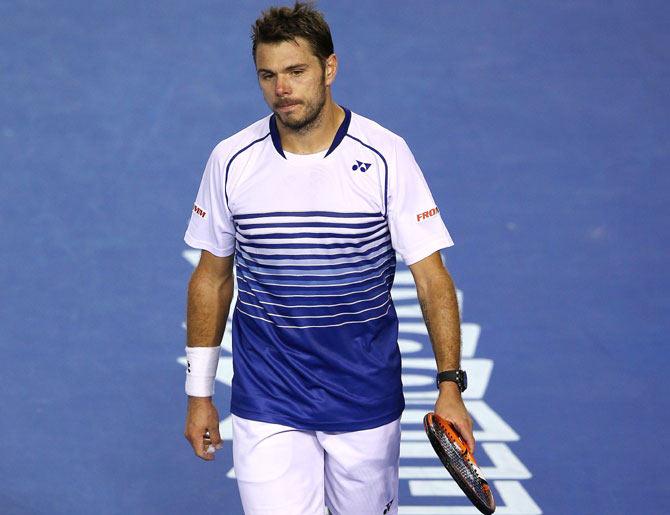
409, 251, 475, 452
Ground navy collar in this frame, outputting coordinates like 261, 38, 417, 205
269, 106, 351, 159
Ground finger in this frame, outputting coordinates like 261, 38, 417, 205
202, 429, 215, 446
200, 433, 216, 459
208, 424, 223, 450
463, 430, 476, 455
465, 415, 476, 454
186, 432, 215, 461
452, 419, 476, 454
199, 449, 215, 461
202, 429, 221, 453
197, 442, 215, 461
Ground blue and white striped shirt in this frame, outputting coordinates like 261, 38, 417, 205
185, 108, 453, 430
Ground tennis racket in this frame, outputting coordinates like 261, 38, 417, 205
423, 412, 496, 514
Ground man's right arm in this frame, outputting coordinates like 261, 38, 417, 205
183, 250, 235, 461
187, 250, 235, 347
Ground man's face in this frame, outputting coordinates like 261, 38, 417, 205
255, 38, 333, 132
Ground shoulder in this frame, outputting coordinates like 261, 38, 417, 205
347, 112, 405, 145
209, 115, 272, 166
346, 111, 410, 159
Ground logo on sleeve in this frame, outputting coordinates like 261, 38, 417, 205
416, 206, 439, 222
193, 203, 207, 219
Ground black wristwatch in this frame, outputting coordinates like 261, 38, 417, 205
436, 369, 468, 392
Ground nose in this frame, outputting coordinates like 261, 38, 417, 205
275, 74, 290, 97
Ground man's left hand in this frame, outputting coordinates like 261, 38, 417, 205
434, 381, 475, 453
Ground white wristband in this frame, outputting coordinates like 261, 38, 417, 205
185, 345, 221, 397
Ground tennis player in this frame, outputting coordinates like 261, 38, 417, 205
182, 3, 474, 514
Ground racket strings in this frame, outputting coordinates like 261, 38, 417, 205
424, 413, 496, 514
437, 430, 489, 500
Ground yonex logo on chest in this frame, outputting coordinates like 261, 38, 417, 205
352, 160, 372, 173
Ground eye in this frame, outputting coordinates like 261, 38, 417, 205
291, 69, 304, 76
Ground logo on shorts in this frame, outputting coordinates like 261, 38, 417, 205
193, 203, 207, 218
383, 497, 394, 514
416, 206, 439, 222
352, 160, 372, 173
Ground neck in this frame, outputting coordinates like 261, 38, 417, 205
277, 98, 344, 155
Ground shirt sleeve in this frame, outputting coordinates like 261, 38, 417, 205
184, 148, 236, 257
387, 137, 454, 266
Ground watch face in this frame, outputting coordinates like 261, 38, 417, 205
461, 370, 468, 391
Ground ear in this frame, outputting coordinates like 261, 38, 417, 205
324, 53, 338, 87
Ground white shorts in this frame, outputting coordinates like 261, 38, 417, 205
231, 414, 401, 515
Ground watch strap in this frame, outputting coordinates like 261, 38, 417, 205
436, 369, 467, 392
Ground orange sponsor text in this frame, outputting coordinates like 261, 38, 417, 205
416, 207, 439, 222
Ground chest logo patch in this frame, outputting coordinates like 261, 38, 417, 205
352, 160, 372, 173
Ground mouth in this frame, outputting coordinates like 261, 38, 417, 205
275, 102, 301, 113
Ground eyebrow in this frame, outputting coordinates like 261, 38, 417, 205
257, 63, 309, 76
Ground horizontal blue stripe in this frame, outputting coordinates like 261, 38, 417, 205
232, 210, 384, 220
238, 306, 395, 329
235, 303, 394, 329
237, 269, 394, 294
237, 220, 384, 230
235, 226, 388, 241
237, 231, 390, 250
236, 266, 394, 290
237, 288, 391, 312
236, 297, 392, 320
235, 248, 394, 273
237, 286, 390, 309
236, 253, 392, 278
236, 275, 393, 300
236, 240, 392, 262
235, 248, 395, 272
236, 260, 394, 283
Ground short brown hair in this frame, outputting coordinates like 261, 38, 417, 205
251, 2, 334, 65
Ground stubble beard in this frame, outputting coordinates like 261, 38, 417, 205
275, 83, 328, 134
